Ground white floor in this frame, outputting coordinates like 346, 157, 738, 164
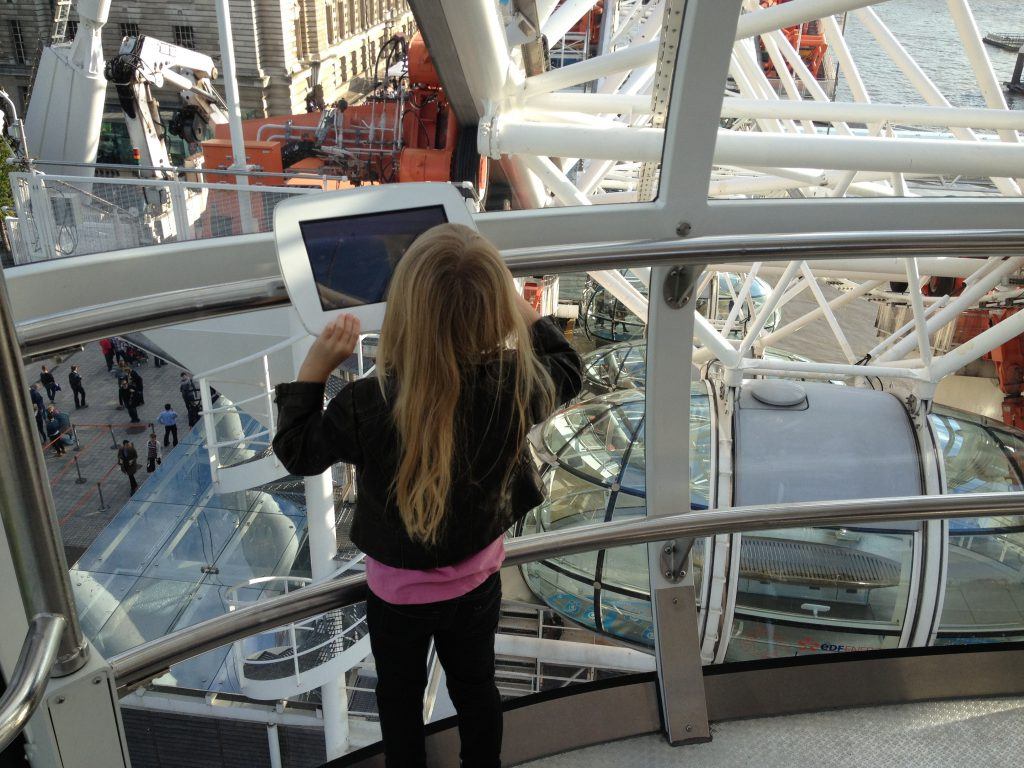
521, 697, 1024, 767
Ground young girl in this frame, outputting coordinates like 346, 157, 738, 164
273, 223, 583, 767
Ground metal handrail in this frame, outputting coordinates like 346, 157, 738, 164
109, 490, 1024, 695
0, 614, 66, 753
15, 229, 1024, 358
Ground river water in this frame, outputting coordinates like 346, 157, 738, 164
836, 0, 1024, 110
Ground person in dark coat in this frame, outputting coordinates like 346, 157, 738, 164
117, 440, 139, 494
127, 366, 144, 405
39, 365, 58, 402
30, 384, 46, 443
119, 379, 141, 423
180, 372, 201, 427
115, 364, 130, 409
112, 337, 128, 365
45, 406, 71, 457
68, 364, 87, 408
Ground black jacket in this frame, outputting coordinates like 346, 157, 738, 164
273, 317, 583, 569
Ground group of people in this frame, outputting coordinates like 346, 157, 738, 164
30, 363, 84, 456
29, 383, 75, 457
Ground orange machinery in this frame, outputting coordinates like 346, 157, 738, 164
758, 0, 829, 80
199, 33, 486, 196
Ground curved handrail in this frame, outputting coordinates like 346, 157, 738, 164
109, 490, 1024, 694
0, 614, 66, 753
17, 230, 1024, 359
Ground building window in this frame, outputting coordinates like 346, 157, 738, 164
350, 51, 357, 78
340, 57, 347, 83
9, 20, 26, 63
326, 4, 335, 45
66, 19, 79, 40
173, 25, 196, 50
120, 22, 140, 41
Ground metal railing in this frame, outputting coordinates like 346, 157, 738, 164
14, 229, 1024, 360
6, 172, 315, 264
109, 490, 1024, 695
0, 614, 66, 753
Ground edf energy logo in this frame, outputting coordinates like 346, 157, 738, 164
797, 637, 875, 654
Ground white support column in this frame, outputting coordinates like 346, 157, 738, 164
291, 337, 348, 760
738, 260, 801, 357
541, 0, 595, 45
758, 279, 885, 349
720, 265, 761, 338
946, 0, 1021, 146
929, 307, 1024, 382
214, 0, 257, 233
904, 258, 934, 368
878, 257, 1024, 362
735, 0, 889, 40
799, 262, 857, 363
854, 6, 1021, 197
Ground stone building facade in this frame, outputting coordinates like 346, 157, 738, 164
1, 1, 414, 120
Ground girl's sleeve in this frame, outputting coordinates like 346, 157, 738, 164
273, 381, 364, 475
530, 316, 584, 409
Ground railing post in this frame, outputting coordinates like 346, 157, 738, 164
169, 182, 193, 242
26, 175, 58, 260
262, 354, 278, 466
198, 378, 220, 486
0, 267, 89, 676
645, 263, 710, 745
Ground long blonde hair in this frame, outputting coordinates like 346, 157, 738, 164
376, 223, 554, 546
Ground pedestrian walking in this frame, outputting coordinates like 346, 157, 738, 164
146, 433, 162, 473
30, 384, 46, 443
68, 364, 88, 408
272, 224, 584, 767
157, 404, 179, 447
180, 372, 201, 428
116, 367, 130, 409
117, 440, 139, 494
99, 338, 115, 372
39, 365, 58, 402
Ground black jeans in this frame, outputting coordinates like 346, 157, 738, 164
163, 425, 178, 447
72, 385, 86, 408
367, 572, 503, 768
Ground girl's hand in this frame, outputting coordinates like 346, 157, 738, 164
298, 314, 362, 383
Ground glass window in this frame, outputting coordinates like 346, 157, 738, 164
726, 528, 916, 661
931, 410, 1022, 494
173, 25, 196, 50
119, 22, 139, 40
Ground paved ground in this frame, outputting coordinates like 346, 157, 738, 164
24, 342, 194, 567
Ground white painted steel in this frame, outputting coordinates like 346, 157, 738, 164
735, 0, 887, 40
494, 635, 655, 672
738, 260, 801, 357
756, 279, 885, 350
521, 41, 660, 96
799, 261, 856, 363
719, 99, 1024, 131
904, 259, 934, 368
878, 257, 1024, 362
213, 0, 257, 234
853, 6, 1021, 196
524, 92, 653, 114
541, 0, 596, 45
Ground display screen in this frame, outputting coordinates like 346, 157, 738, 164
298, 205, 448, 310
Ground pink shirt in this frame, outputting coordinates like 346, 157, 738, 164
366, 537, 505, 605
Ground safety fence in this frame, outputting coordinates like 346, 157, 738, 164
41, 421, 171, 554
4, 172, 316, 265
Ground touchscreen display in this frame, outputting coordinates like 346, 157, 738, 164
298, 205, 448, 310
